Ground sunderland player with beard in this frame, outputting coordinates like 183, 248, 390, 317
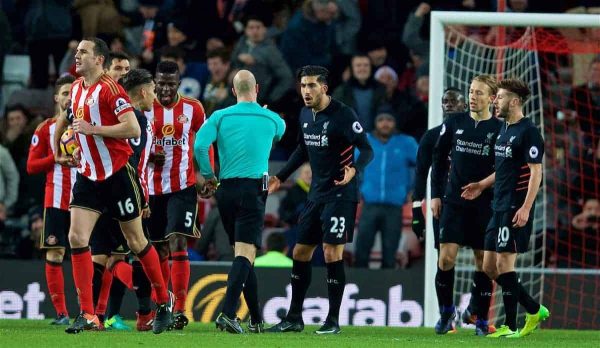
462, 78, 549, 338
89, 50, 134, 331
53, 37, 172, 334
266, 65, 374, 335
431, 75, 502, 336
26, 75, 77, 326
146, 60, 211, 330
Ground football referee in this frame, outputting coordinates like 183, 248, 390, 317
194, 70, 286, 334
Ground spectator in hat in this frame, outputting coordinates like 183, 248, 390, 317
231, 15, 294, 106
354, 112, 418, 268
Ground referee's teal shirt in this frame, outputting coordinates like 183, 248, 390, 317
194, 101, 286, 179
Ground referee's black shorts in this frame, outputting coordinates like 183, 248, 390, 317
215, 178, 267, 248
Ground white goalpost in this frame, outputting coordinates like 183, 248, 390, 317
424, 11, 600, 328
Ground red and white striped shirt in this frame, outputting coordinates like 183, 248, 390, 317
27, 118, 77, 210
146, 95, 207, 195
70, 75, 134, 181
137, 117, 154, 203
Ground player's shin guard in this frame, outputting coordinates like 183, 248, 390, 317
288, 260, 312, 320
326, 260, 345, 322
435, 267, 455, 310
474, 271, 493, 320
96, 269, 113, 318
171, 251, 190, 312
137, 243, 169, 304
45, 261, 68, 316
132, 260, 152, 315
497, 272, 519, 331
111, 260, 133, 289
243, 266, 262, 323
72, 247, 95, 314
518, 278, 540, 314
223, 256, 251, 318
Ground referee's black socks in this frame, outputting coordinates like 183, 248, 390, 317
132, 260, 152, 315
243, 266, 262, 323
326, 260, 345, 323
287, 260, 312, 321
223, 256, 251, 318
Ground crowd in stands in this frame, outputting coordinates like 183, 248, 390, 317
1, 0, 598, 268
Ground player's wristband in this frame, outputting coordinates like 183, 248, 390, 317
412, 201, 422, 208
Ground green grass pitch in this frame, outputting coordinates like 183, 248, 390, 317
1, 320, 599, 347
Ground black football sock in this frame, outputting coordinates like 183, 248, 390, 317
325, 260, 345, 323
242, 266, 262, 324
497, 272, 519, 331
92, 262, 105, 308
132, 260, 152, 315
518, 278, 540, 314
107, 278, 126, 318
435, 267, 455, 311
287, 260, 312, 321
222, 256, 251, 318
474, 271, 493, 321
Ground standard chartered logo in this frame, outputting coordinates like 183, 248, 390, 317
184, 274, 249, 323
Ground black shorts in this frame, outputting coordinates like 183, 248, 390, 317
439, 201, 492, 250
90, 213, 131, 256
41, 208, 70, 249
485, 208, 534, 253
297, 200, 357, 245
215, 178, 267, 248
148, 185, 200, 242
70, 163, 142, 222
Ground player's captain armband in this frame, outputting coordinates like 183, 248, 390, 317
114, 97, 132, 115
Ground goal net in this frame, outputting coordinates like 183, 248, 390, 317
425, 11, 600, 330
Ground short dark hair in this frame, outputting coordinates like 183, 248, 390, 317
4, 103, 32, 122
266, 232, 287, 252
120, 68, 153, 93
156, 60, 180, 75
160, 45, 186, 62
498, 78, 531, 104
109, 51, 130, 63
54, 74, 76, 94
206, 48, 230, 63
297, 65, 329, 85
443, 87, 462, 94
83, 37, 111, 69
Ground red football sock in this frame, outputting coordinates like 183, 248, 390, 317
138, 243, 169, 304
160, 256, 170, 287
112, 261, 133, 289
95, 269, 113, 316
45, 261, 68, 316
71, 247, 94, 314
171, 251, 190, 312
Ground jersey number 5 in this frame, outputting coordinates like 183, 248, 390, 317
330, 217, 346, 238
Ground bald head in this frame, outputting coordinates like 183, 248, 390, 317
233, 70, 257, 96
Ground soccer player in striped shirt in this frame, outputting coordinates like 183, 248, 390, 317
26, 74, 77, 326
53, 37, 172, 334
145, 61, 212, 329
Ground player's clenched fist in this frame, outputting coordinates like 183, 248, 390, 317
267, 176, 281, 194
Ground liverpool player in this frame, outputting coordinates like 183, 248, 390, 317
462, 78, 549, 338
53, 37, 172, 334
431, 75, 502, 335
266, 66, 374, 334
146, 60, 210, 330
27, 75, 76, 325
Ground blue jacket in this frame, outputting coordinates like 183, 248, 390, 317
358, 133, 417, 206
